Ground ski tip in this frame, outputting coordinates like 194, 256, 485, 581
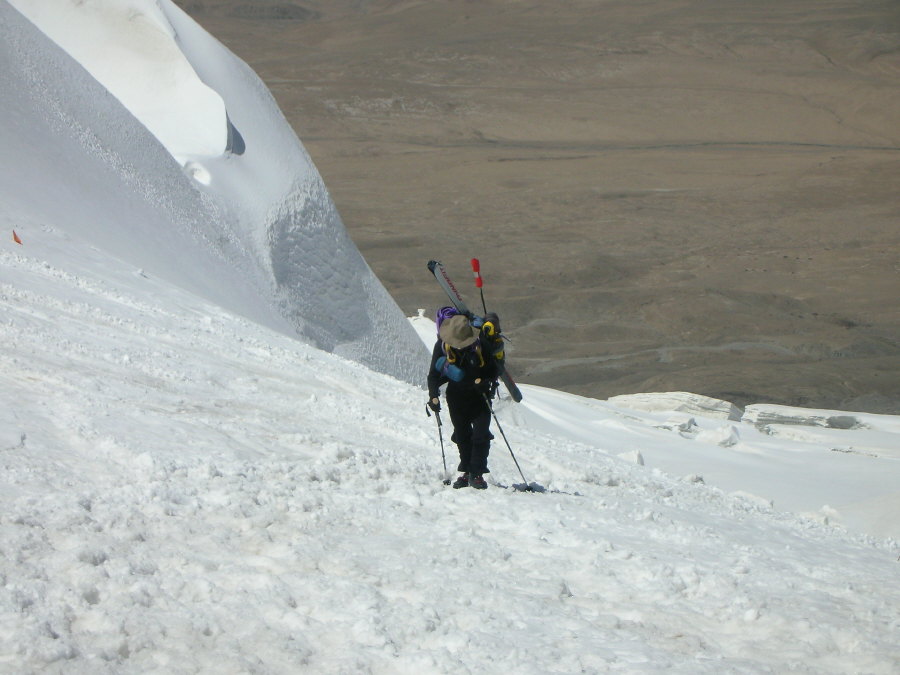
427, 259, 440, 272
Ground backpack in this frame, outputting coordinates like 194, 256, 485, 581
436, 305, 503, 357
479, 312, 505, 363
433, 308, 505, 382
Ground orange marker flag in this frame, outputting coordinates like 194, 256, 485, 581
12, 230, 22, 245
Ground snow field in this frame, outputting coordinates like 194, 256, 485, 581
2, 230, 899, 673
2, 0, 899, 671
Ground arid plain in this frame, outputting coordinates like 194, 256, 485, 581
177, 0, 899, 412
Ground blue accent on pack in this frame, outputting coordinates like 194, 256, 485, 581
436, 356, 465, 382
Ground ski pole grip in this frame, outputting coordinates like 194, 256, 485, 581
471, 258, 483, 288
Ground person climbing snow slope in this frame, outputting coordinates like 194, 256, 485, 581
427, 308, 502, 489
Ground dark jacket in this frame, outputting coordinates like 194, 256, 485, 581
427, 338, 500, 400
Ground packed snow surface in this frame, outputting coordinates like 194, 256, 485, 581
3, 230, 900, 673
2, 1, 900, 673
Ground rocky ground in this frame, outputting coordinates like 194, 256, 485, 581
176, 0, 900, 412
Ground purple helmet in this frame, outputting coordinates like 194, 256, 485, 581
435, 306, 459, 335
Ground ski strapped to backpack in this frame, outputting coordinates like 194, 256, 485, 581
427, 259, 523, 402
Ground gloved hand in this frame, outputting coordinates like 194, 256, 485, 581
476, 378, 498, 399
427, 397, 441, 413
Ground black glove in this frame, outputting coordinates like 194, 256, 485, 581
427, 397, 441, 413
477, 378, 498, 399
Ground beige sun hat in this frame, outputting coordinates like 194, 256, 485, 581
438, 314, 479, 349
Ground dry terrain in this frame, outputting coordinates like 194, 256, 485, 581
177, 0, 900, 412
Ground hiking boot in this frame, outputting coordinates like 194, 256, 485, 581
452, 473, 470, 489
469, 474, 488, 490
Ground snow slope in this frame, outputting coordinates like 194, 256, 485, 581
7, 0, 227, 163
3, 221, 899, 674
2, 1, 900, 673
3, 0, 427, 385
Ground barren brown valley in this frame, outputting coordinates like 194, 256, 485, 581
177, 0, 899, 412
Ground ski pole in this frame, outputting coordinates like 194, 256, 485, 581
480, 391, 533, 491
426, 404, 451, 485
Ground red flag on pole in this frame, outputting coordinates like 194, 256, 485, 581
471, 258, 483, 288
12, 230, 22, 245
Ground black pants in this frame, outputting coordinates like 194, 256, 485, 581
446, 389, 493, 475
